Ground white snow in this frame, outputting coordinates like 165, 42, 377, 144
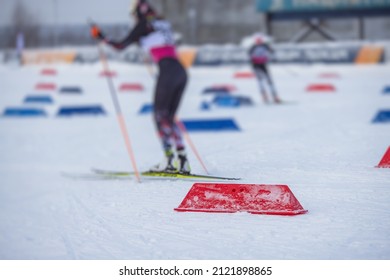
0, 60, 389, 260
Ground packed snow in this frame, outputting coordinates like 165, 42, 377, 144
0, 60, 389, 260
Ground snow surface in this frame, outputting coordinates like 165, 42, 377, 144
0, 61, 389, 260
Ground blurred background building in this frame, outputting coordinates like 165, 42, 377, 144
1, 0, 390, 49
153, 0, 390, 44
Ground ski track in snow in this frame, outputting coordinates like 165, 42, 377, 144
0, 62, 389, 260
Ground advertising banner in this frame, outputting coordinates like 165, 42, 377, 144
257, 0, 390, 12
192, 44, 385, 65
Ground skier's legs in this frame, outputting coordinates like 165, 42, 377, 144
153, 59, 190, 172
261, 64, 281, 102
154, 102, 174, 153
254, 66, 269, 103
154, 59, 187, 153
150, 78, 175, 171
169, 75, 187, 151
170, 80, 191, 173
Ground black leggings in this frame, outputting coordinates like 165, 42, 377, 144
154, 58, 187, 152
252, 63, 277, 98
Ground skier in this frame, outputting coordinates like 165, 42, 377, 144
249, 35, 282, 104
90, 0, 191, 174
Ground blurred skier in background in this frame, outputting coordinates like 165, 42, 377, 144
90, 0, 191, 174
249, 34, 282, 104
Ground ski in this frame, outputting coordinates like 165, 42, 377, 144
266, 100, 298, 106
91, 168, 241, 181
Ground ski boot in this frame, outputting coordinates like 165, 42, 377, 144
150, 149, 176, 173
273, 96, 282, 104
176, 149, 191, 174
261, 91, 269, 104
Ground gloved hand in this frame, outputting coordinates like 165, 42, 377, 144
90, 25, 105, 41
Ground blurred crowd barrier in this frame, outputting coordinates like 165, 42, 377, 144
192, 43, 387, 65
22, 51, 77, 64
0, 41, 388, 66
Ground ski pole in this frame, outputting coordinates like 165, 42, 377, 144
96, 42, 141, 183
175, 118, 209, 174
143, 54, 156, 80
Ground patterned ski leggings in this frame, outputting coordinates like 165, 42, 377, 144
154, 58, 187, 153
253, 64, 277, 99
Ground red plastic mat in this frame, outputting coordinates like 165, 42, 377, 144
175, 183, 307, 216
